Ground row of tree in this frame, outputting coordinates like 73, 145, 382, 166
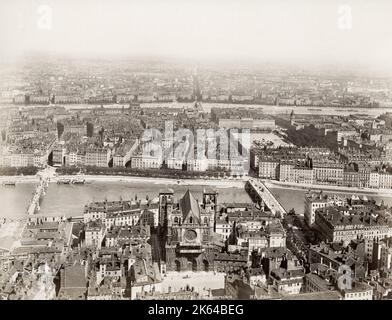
0, 166, 39, 176
56, 166, 234, 179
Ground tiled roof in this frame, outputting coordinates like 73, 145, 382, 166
180, 190, 200, 221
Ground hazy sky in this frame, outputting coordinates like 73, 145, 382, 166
1, 0, 392, 72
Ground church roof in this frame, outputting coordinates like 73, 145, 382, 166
180, 190, 200, 221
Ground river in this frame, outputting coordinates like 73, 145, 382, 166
14, 103, 392, 117
0, 180, 252, 218
1, 180, 392, 218
269, 187, 392, 215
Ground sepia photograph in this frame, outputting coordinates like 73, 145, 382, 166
0, 0, 392, 307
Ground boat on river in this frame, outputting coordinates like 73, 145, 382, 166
72, 178, 86, 184
57, 178, 71, 184
2, 181, 16, 186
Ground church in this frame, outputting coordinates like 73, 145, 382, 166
158, 188, 220, 272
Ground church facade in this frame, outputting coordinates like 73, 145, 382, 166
158, 188, 219, 272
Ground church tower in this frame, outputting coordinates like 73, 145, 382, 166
202, 189, 218, 232
158, 188, 174, 232
202, 189, 218, 213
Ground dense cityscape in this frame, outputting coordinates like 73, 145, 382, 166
0, 57, 392, 301
1, 0, 392, 307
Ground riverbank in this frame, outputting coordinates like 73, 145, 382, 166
55, 174, 248, 188
3, 174, 392, 197
0, 173, 249, 188
264, 180, 392, 197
